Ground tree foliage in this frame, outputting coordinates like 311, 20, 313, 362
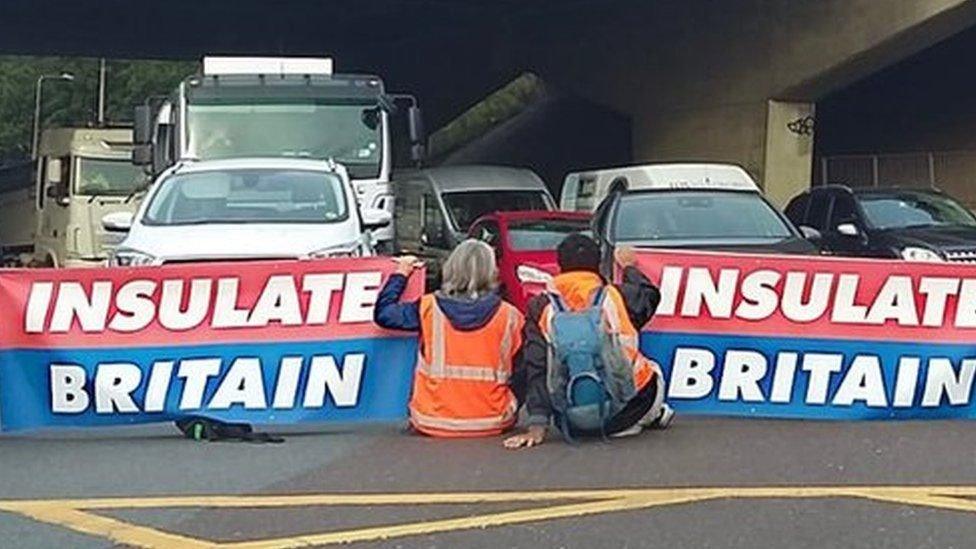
0, 56, 195, 160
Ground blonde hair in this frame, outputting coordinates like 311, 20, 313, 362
440, 239, 498, 299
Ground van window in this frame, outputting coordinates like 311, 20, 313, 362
575, 176, 597, 211
422, 192, 449, 247
395, 179, 425, 242
441, 190, 551, 232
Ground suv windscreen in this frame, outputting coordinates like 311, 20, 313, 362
612, 191, 794, 243
442, 191, 551, 232
508, 219, 592, 250
858, 192, 976, 230
144, 169, 347, 225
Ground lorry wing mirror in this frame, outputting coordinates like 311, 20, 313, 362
134, 106, 152, 145
407, 105, 426, 164
102, 212, 134, 233
45, 183, 68, 204
132, 143, 152, 166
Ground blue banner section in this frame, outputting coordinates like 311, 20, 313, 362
0, 337, 416, 432
642, 332, 976, 419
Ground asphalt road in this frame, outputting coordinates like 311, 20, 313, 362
2, 417, 976, 548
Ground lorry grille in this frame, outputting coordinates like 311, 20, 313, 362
944, 249, 976, 263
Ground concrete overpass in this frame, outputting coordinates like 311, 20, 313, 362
2, 0, 975, 202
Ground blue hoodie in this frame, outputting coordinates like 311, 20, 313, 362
373, 274, 502, 332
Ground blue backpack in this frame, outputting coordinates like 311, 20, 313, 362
546, 287, 637, 439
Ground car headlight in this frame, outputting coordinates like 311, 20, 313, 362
308, 244, 361, 259
110, 248, 156, 267
900, 246, 944, 262
516, 264, 554, 284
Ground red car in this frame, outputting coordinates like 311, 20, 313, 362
468, 210, 592, 311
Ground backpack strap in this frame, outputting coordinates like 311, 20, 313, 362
547, 291, 568, 313
589, 286, 607, 308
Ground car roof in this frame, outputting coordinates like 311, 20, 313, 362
174, 157, 342, 174
850, 187, 941, 196
397, 165, 548, 193
568, 162, 759, 192
811, 183, 942, 196
479, 210, 591, 223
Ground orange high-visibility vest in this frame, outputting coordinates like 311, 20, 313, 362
410, 295, 524, 438
539, 283, 655, 391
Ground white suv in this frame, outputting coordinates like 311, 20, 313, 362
105, 158, 390, 266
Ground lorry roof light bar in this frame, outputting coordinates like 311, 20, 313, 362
202, 57, 334, 76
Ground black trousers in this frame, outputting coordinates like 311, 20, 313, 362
509, 367, 659, 436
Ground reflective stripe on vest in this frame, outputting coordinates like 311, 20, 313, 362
418, 301, 515, 383
411, 400, 518, 433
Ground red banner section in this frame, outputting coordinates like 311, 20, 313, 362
0, 258, 422, 349
635, 250, 976, 343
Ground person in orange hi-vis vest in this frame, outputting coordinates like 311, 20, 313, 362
374, 239, 526, 438
504, 233, 674, 449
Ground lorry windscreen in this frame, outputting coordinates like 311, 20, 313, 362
442, 191, 551, 232
144, 169, 348, 226
612, 190, 794, 243
186, 102, 381, 179
75, 157, 145, 197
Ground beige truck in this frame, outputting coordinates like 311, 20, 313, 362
0, 127, 145, 267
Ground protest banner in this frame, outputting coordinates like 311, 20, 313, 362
635, 250, 976, 419
0, 259, 421, 432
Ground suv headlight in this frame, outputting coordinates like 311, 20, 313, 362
308, 244, 361, 259
516, 264, 554, 284
900, 246, 943, 262
110, 248, 156, 267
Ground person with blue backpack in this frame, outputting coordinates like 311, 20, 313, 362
503, 233, 673, 449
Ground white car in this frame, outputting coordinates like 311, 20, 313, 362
104, 158, 390, 266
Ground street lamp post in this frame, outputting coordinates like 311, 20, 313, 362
31, 72, 75, 160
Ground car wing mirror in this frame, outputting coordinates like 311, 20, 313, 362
799, 225, 822, 241
836, 223, 860, 237
363, 208, 392, 230
102, 211, 134, 233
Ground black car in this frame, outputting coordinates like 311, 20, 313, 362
593, 185, 819, 275
784, 185, 976, 262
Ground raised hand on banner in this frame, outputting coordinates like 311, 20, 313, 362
614, 246, 637, 268
394, 255, 424, 276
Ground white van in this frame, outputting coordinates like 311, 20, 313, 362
560, 163, 759, 211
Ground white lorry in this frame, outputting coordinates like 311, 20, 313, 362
0, 127, 144, 267
132, 56, 425, 252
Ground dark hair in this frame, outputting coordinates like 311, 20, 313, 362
557, 232, 601, 274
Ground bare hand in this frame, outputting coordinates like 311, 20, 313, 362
614, 246, 637, 268
394, 256, 423, 276
503, 425, 546, 450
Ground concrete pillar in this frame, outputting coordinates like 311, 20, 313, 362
763, 101, 816, 207
631, 102, 769, 183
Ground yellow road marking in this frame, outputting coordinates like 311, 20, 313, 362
2, 486, 975, 548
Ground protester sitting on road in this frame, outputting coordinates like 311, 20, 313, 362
374, 239, 526, 438
503, 234, 673, 449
